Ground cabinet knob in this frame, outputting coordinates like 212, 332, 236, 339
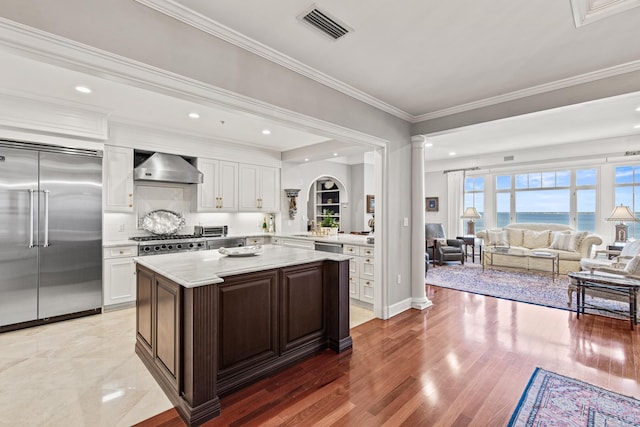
128, 194, 133, 197
119, 250, 124, 254
128, 204, 132, 208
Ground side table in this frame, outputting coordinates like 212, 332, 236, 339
456, 236, 482, 263
568, 271, 640, 330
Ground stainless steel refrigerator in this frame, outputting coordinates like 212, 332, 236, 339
0, 141, 102, 330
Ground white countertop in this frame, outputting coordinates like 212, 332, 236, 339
134, 244, 351, 288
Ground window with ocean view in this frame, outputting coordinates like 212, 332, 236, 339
493, 168, 597, 231
615, 165, 640, 239
464, 176, 485, 231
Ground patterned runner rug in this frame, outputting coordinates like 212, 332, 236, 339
508, 368, 640, 426
426, 262, 630, 319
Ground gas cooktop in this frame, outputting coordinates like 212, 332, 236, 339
129, 234, 200, 242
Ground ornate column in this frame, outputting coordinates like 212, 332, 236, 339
411, 135, 433, 310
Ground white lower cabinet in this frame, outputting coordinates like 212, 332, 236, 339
103, 245, 138, 307
344, 244, 374, 305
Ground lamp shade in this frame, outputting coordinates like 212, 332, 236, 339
606, 205, 637, 222
461, 207, 481, 219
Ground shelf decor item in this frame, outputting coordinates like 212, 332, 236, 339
606, 204, 638, 242
284, 188, 301, 220
321, 209, 339, 235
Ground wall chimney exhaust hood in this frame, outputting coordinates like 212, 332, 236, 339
133, 151, 203, 184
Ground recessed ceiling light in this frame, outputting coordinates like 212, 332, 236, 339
74, 86, 91, 94
188, 112, 200, 119
425, 142, 433, 147
304, 158, 309, 162
636, 106, 640, 112
635, 124, 640, 129
449, 152, 456, 156
262, 129, 271, 135
333, 152, 338, 156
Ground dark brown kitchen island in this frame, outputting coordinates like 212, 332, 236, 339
134, 245, 352, 426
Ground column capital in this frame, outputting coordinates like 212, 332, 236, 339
411, 135, 426, 147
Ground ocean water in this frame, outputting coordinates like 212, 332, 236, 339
490, 212, 595, 232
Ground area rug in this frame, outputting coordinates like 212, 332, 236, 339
508, 368, 640, 426
426, 262, 631, 320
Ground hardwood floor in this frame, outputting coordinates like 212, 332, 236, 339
135, 285, 640, 426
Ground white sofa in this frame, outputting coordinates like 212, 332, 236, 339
476, 223, 602, 275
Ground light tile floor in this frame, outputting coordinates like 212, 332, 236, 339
0, 304, 375, 426
0, 308, 172, 427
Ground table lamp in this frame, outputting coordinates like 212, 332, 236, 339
461, 207, 481, 235
606, 204, 637, 242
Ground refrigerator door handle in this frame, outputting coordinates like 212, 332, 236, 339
29, 189, 35, 248
43, 190, 50, 247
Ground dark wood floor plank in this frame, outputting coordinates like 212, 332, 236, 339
137, 285, 640, 426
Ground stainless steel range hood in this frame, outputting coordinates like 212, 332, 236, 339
134, 152, 203, 184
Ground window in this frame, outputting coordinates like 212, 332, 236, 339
615, 165, 640, 239
495, 168, 597, 231
464, 176, 485, 231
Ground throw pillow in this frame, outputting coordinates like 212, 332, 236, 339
506, 228, 524, 247
624, 255, 640, 276
621, 240, 640, 257
549, 231, 584, 252
523, 229, 550, 249
487, 229, 508, 246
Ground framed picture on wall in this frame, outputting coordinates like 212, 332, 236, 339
366, 195, 375, 213
425, 197, 439, 212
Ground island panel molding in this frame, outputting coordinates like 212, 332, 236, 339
135, 247, 352, 425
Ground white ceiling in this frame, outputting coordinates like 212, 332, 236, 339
164, 0, 640, 117
2, 1, 640, 164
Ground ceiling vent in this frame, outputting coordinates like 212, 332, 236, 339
625, 150, 640, 156
298, 5, 352, 40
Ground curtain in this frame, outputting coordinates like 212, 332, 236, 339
447, 170, 464, 236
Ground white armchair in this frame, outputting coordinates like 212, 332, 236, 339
580, 240, 640, 272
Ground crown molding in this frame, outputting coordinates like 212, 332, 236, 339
0, 17, 388, 149
570, 0, 640, 27
413, 58, 640, 122
134, 0, 413, 122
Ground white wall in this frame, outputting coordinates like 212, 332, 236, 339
424, 171, 449, 233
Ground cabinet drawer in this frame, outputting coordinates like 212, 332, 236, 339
343, 245, 358, 255
103, 245, 138, 259
360, 246, 374, 257
358, 278, 374, 304
246, 237, 267, 245
358, 256, 374, 279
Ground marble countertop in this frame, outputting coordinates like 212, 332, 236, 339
134, 244, 351, 288
104, 232, 373, 248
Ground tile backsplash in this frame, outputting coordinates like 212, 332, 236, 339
103, 183, 278, 241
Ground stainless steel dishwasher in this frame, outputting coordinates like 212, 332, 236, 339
314, 241, 343, 253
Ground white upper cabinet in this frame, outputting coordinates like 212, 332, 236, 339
196, 158, 238, 212
238, 164, 280, 212
104, 145, 134, 212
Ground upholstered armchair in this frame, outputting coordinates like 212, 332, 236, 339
425, 223, 465, 266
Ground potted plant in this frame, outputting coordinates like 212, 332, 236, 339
321, 209, 339, 235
